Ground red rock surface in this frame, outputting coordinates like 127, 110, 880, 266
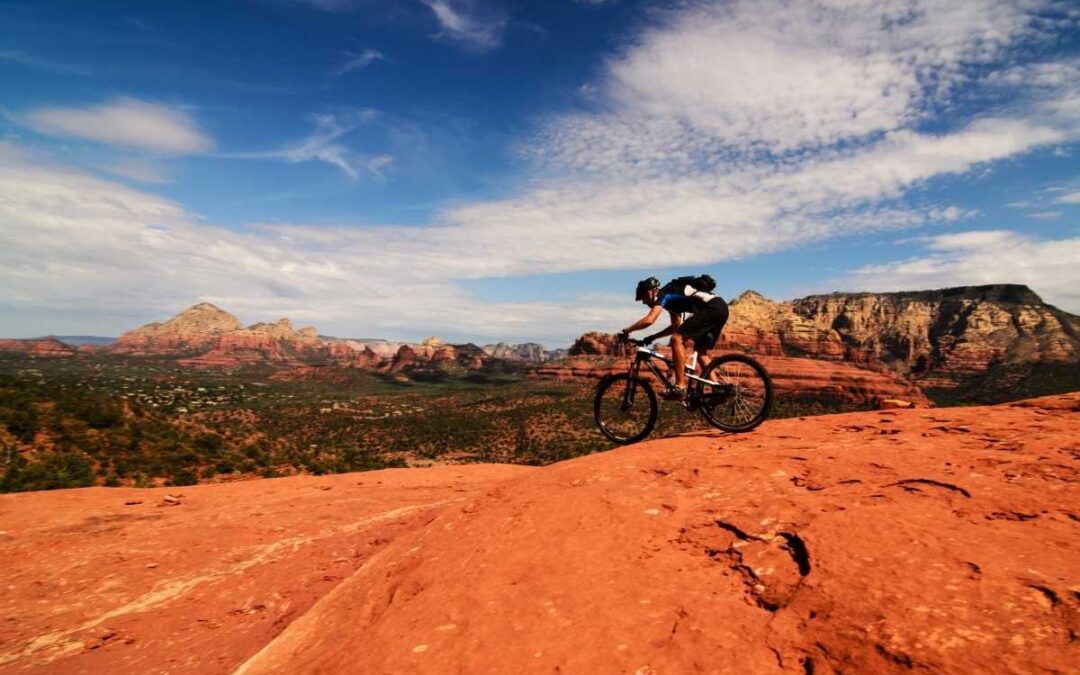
0, 465, 531, 674
3, 394, 1077, 673
0, 338, 76, 358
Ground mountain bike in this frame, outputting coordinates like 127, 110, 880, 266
593, 338, 773, 444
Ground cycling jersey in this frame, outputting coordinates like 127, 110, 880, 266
657, 292, 695, 314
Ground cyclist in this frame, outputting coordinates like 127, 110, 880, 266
619, 275, 729, 400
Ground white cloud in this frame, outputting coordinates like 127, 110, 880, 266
21, 98, 214, 154
1055, 190, 1080, 204
4, 0, 1080, 341
1029, 210, 1062, 220
833, 230, 1080, 312
597, 0, 1044, 153
0, 149, 628, 342
224, 112, 388, 179
334, 49, 387, 76
418, 0, 506, 51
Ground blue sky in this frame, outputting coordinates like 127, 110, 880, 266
1, 0, 1078, 345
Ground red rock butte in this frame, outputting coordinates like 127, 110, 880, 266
1, 394, 1077, 674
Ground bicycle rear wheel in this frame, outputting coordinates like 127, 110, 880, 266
697, 354, 772, 432
593, 374, 658, 444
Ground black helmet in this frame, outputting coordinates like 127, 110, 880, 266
635, 276, 660, 301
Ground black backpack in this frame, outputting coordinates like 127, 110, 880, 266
660, 274, 716, 296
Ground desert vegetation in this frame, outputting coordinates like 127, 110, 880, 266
0, 353, 913, 492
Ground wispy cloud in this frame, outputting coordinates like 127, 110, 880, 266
1055, 190, 1080, 205
224, 112, 389, 179
418, 0, 506, 52
0, 49, 89, 75
20, 97, 213, 154
334, 49, 387, 76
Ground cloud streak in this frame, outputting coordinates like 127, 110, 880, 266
418, 0, 506, 51
224, 112, 390, 179
334, 49, 387, 76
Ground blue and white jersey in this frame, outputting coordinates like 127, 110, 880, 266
658, 292, 696, 315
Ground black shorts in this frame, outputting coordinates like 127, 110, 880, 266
677, 297, 728, 352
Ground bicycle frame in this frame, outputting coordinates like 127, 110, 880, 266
627, 345, 722, 390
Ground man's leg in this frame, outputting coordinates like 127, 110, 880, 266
671, 333, 687, 390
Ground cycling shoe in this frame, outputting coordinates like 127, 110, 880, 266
660, 386, 687, 401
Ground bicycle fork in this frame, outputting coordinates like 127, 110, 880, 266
620, 357, 644, 411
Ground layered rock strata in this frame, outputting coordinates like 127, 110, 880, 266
720, 285, 1080, 387
110, 303, 243, 355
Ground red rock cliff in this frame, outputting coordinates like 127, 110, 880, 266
721, 285, 1080, 387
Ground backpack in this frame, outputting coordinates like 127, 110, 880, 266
660, 274, 716, 296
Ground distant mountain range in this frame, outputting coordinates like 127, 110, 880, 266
557, 284, 1080, 403
2, 285, 1077, 400
0, 303, 565, 370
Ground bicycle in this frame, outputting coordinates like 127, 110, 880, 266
593, 338, 773, 444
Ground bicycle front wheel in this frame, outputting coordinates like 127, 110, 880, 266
593, 374, 658, 444
697, 354, 773, 433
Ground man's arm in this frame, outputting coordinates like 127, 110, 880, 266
644, 312, 681, 343
622, 305, 664, 335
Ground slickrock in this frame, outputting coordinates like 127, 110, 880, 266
238, 394, 1079, 674
0, 465, 532, 674
3, 394, 1077, 674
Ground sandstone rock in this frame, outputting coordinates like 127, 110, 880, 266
481, 342, 560, 363
390, 345, 418, 371
0, 337, 76, 358
324, 342, 382, 368
179, 318, 321, 369
878, 398, 918, 410
722, 284, 1080, 387
0, 393, 1055, 675
568, 332, 621, 356
109, 303, 242, 355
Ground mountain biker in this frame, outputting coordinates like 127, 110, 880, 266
619, 275, 729, 400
